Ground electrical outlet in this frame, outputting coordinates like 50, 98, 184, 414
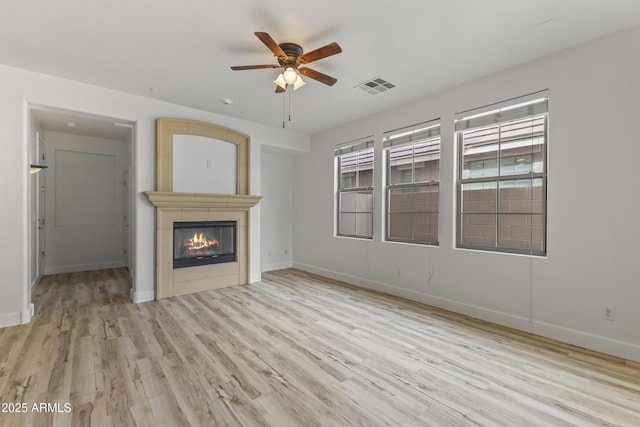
602, 305, 616, 321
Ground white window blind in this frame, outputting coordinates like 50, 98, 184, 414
334, 136, 374, 157
455, 92, 549, 132
383, 120, 440, 148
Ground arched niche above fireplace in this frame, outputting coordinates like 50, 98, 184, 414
156, 118, 250, 195
173, 135, 237, 194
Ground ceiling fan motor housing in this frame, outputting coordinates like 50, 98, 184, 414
278, 43, 303, 65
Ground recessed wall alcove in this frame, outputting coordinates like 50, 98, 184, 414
145, 118, 261, 299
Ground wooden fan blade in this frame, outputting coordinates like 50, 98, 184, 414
255, 32, 287, 59
299, 67, 338, 86
297, 42, 342, 65
275, 85, 286, 93
231, 64, 281, 70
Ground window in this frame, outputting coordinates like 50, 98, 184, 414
384, 121, 440, 244
335, 138, 374, 239
467, 154, 533, 190
456, 94, 548, 255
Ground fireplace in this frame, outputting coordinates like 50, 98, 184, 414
173, 221, 236, 268
146, 118, 261, 299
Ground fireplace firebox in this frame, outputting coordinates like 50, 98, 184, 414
173, 221, 237, 268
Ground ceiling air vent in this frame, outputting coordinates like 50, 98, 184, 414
355, 76, 396, 95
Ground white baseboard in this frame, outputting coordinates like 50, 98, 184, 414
261, 261, 293, 272
530, 321, 640, 363
293, 262, 640, 363
249, 272, 262, 283
0, 311, 22, 328
293, 261, 532, 329
132, 290, 154, 304
45, 261, 125, 275
21, 304, 34, 324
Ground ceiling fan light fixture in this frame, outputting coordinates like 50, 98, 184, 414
292, 74, 306, 90
273, 73, 287, 89
282, 66, 298, 84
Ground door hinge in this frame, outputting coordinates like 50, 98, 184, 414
41, 251, 45, 257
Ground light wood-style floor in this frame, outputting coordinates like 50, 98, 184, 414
1, 268, 639, 426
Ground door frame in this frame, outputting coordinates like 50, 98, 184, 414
26, 104, 136, 321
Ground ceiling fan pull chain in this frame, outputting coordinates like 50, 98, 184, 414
289, 89, 292, 122
282, 91, 285, 128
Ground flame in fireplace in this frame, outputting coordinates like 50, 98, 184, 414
188, 232, 219, 251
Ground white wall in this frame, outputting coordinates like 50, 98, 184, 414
173, 134, 237, 194
260, 148, 294, 271
0, 63, 309, 327
43, 131, 128, 274
293, 26, 640, 361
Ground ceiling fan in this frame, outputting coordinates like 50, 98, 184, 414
231, 32, 342, 93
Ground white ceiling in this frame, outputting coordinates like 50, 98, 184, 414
4, 0, 640, 136
31, 109, 133, 141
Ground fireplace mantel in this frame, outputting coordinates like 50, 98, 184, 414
145, 191, 261, 210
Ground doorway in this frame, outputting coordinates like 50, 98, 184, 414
28, 106, 135, 313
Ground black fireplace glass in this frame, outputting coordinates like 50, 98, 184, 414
173, 221, 236, 268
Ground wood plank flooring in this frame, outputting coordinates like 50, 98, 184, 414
0, 267, 639, 426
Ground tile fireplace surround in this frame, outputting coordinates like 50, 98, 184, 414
145, 119, 261, 299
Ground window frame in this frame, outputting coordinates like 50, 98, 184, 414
383, 122, 441, 246
455, 95, 548, 256
335, 139, 374, 239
